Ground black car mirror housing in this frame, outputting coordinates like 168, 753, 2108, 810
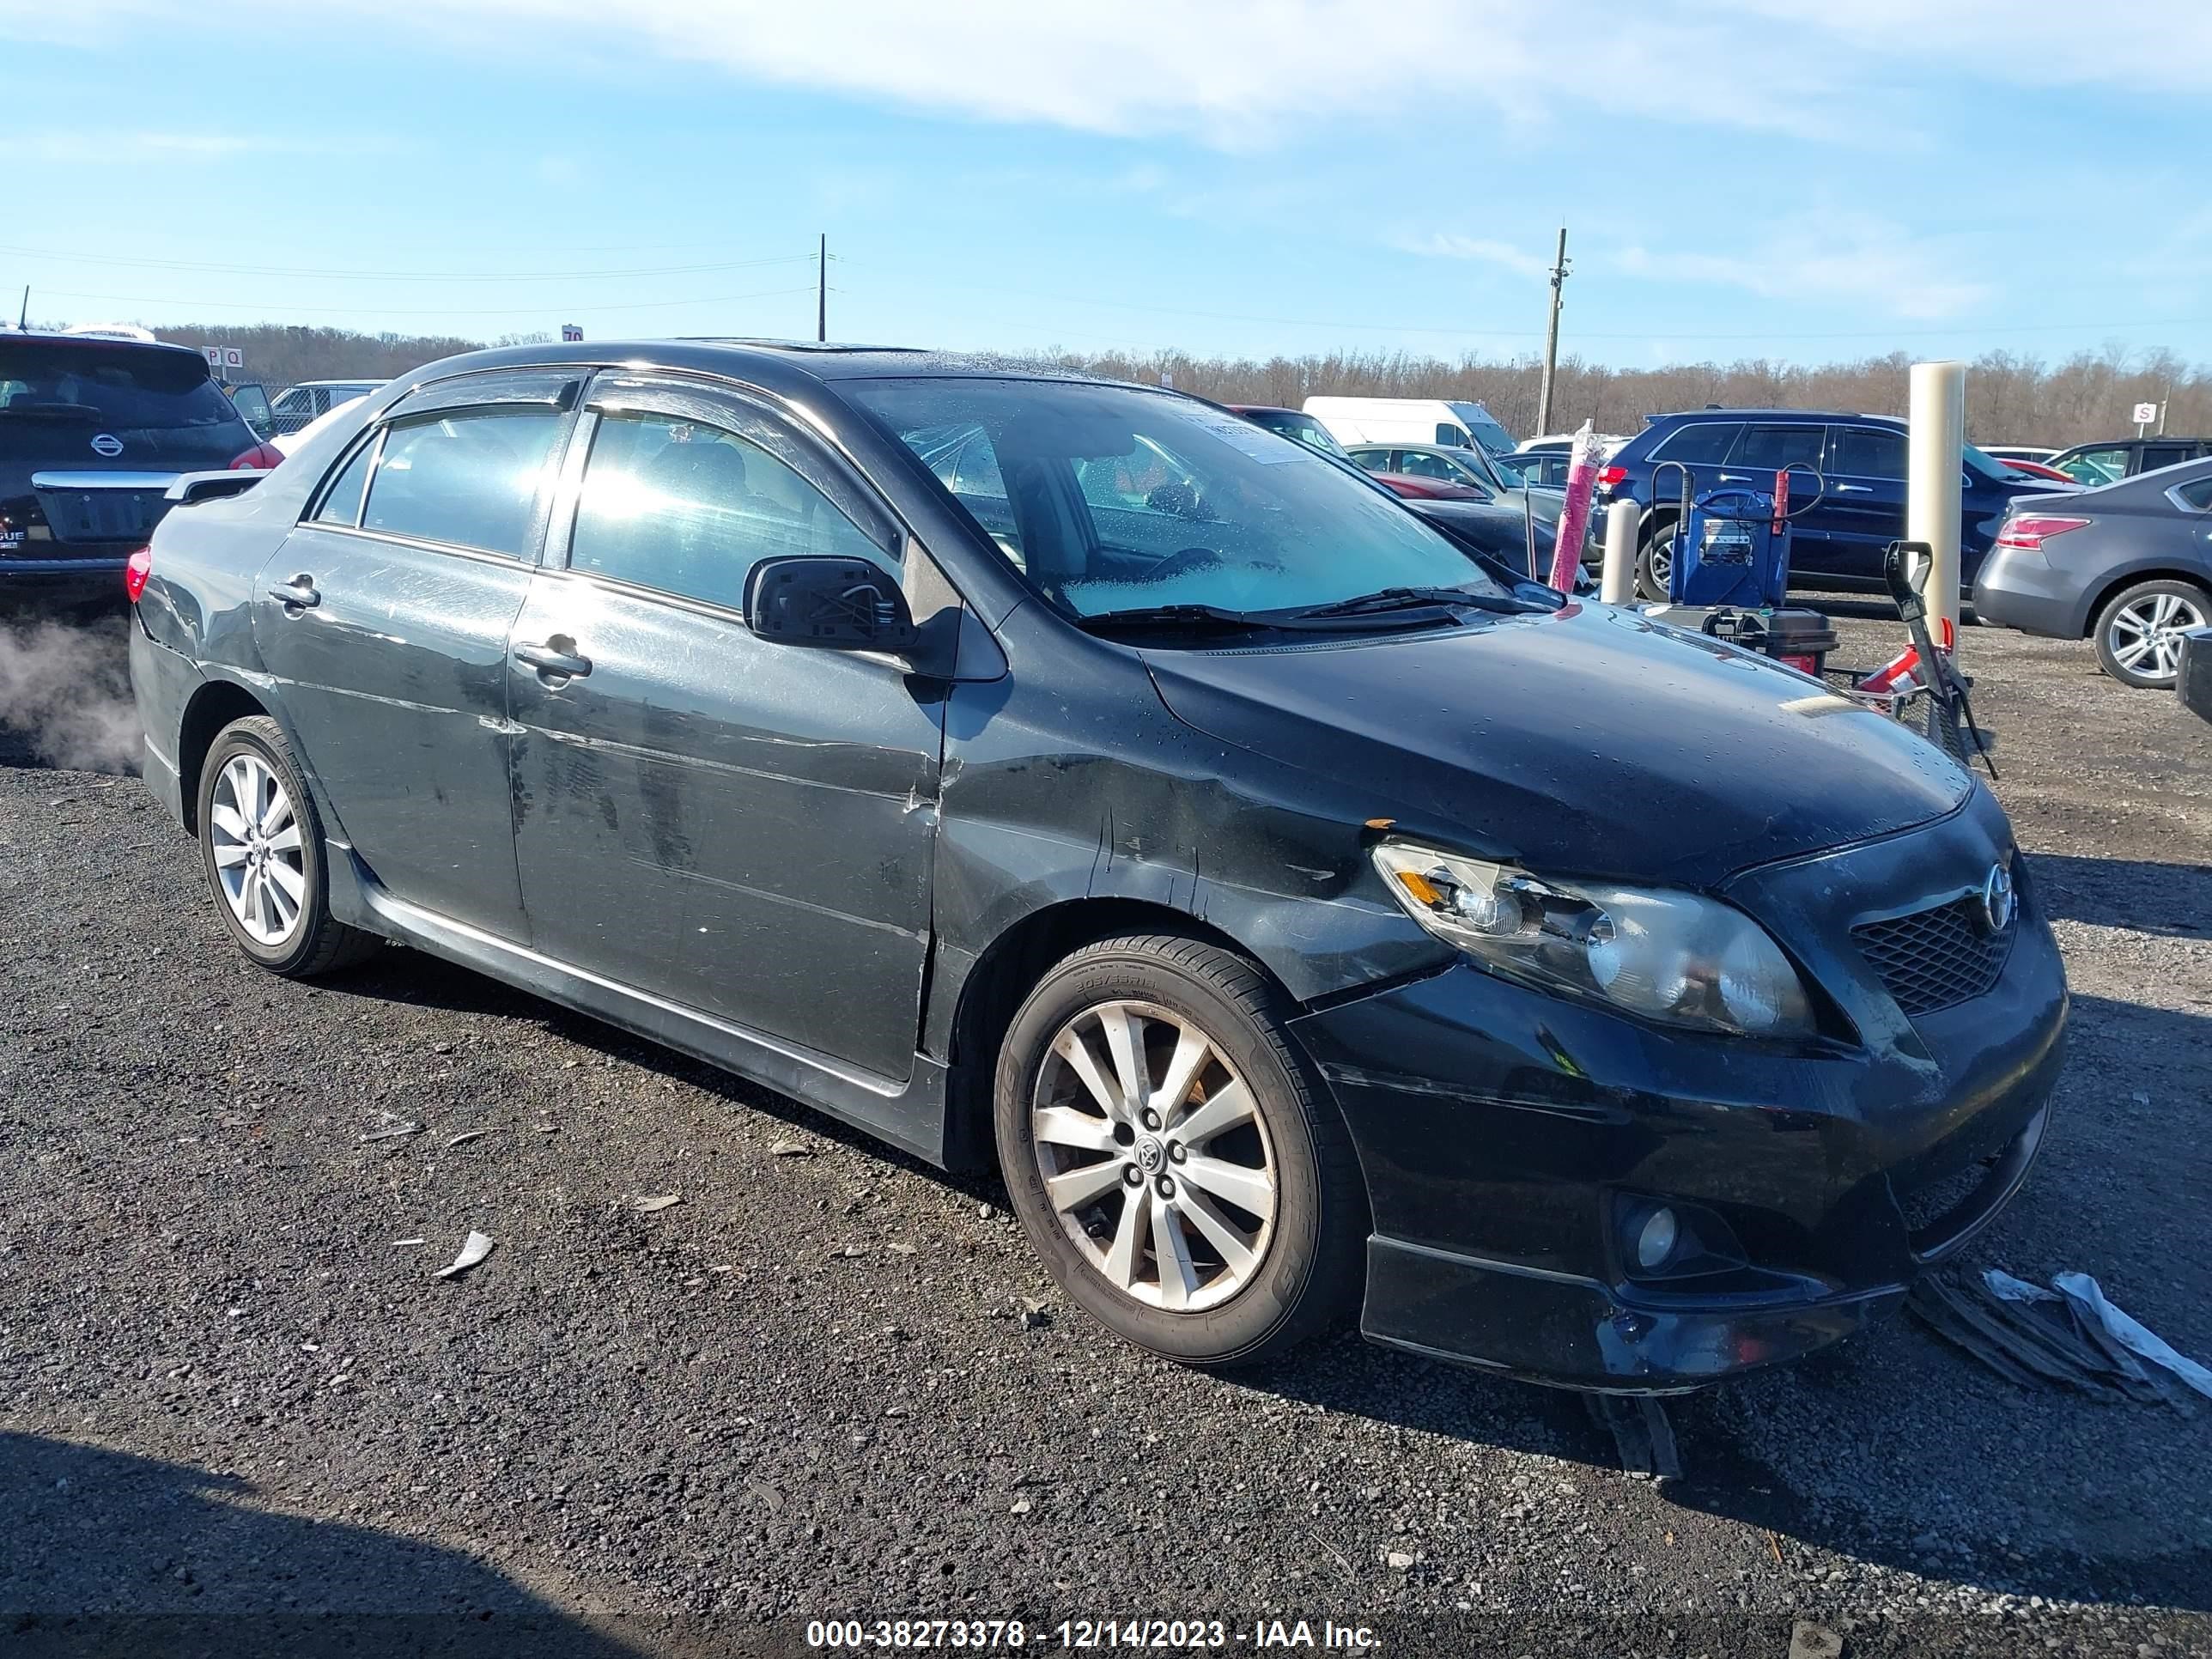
745, 556, 919, 655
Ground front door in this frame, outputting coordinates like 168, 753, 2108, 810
506, 377, 944, 1084
251, 375, 580, 939
1820, 422, 1910, 585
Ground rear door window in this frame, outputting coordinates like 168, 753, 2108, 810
1828, 425, 1907, 478
1648, 422, 1744, 465
2142, 444, 2192, 472
360, 407, 568, 558
1735, 424, 1825, 471
567, 410, 894, 610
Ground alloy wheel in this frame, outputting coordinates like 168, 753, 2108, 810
1030, 1000, 1277, 1313
210, 752, 307, 946
2107, 592, 2207, 682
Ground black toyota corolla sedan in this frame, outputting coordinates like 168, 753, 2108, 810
129, 341, 2066, 1392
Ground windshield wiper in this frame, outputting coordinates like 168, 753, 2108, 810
1285, 586, 1539, 620
1073, 603, 1275, 635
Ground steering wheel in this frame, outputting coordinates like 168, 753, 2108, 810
1149, 546, 1222, 579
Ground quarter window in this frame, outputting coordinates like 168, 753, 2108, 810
568, 410, 892, 610
313, 439, 375, 526
2173, 477, 2212, 512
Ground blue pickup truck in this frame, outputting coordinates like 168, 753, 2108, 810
1597, 408, 2073, 600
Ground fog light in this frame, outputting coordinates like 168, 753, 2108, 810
1635, 1206, 1679, 1271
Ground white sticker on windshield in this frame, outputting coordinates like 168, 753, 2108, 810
1177, 410, 1294, 464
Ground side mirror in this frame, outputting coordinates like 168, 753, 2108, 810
744, 556, 917, 653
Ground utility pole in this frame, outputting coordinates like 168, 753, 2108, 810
1536, 226, 1569, 435
817, 234, 827, 343
15, 285, 26, 330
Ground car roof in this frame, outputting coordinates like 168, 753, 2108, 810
1225, 404, 1307, 418
0, 327, 210, 362
390, 338, 1136, 404
1647, 408, 1897, 426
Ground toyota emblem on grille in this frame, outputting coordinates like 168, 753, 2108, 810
1978, 862, 2015, 935
89, 433, 125, 458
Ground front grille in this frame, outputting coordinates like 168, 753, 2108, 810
1852, 895, 2013, 1015
33, 487, 167, 545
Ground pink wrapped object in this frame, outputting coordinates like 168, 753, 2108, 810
1547, 421, 1604, 594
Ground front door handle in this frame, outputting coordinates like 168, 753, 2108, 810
514, 640, 592, 678
268, 574, 319, 609
1832, 483, 1872, 493
1718, 471, 1749, 483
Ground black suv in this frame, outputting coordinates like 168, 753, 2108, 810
2, 331, 271, 609
1598, 408, 2070, 599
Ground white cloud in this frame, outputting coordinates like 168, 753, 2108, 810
1613, 215, 1993, 322
1407, 234, 1551, 280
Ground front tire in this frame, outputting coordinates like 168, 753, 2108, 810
2092, 579, 2209, 689
198, 714, 378, 976
994, 935, 1364, 1369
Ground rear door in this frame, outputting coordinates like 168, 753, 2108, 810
505, 375, 944, 1084
1820, 422, 1910, 584
1723, 422, 1833, 576
250, 369, 581, 941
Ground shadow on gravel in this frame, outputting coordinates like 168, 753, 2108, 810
2028, 851, 2212, 937
0, 1431, 643, 1657
325, 946, 1008, 1207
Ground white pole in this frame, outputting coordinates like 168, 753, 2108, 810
1601, 499, 1638, 605
1907, 361, 1966, 645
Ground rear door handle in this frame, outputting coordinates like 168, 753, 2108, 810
1718, 471, 1749, 482
267, 575, 319, 609
514, 640, 592, 678
1833, 483, 1872, 493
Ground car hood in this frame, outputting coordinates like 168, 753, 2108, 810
1145, 601, 1972, 888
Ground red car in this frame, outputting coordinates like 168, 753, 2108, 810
1997, 458, 2076, 483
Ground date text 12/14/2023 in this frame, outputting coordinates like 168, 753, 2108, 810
805, 1619, 1384, 1650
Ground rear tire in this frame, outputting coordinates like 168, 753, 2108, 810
2092, 579, 2209, 690
198, 714, 380, 976
994, 934, 1365, 1370
1634, 519, 1673, 602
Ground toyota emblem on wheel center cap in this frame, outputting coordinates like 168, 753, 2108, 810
1134, 1136, 1166, 1174
1978, 861, 2015, 935
88, 433, 125, 458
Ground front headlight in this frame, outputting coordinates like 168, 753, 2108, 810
1372, 840, 1814, 1037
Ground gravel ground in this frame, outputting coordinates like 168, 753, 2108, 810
2, 609, 2208, 1657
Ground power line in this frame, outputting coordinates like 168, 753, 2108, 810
35, 283, 822, 320
833, 261, 2208, 343
0, 243, 818, 284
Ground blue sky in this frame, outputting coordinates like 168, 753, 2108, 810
2, 0, 2207, 367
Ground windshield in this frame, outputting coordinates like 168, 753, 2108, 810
1243, 409, 1347, 456
854, 378, 1514, 619
0, 340, 244, 432
1963, 442, 2024, 481
1446, 402, 1517, 456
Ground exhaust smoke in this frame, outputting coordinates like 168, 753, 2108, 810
0, 617, 143, 774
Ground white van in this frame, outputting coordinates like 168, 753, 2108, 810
1303, 397, 1517, 457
